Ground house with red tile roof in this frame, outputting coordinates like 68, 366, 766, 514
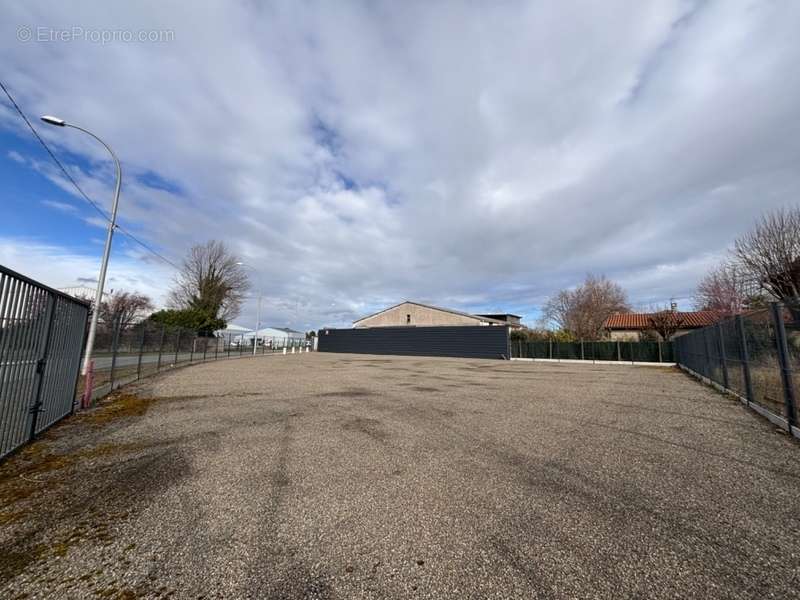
603, 310, 722, 341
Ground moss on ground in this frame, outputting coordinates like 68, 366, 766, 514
0, 391, 161, 588
79, 393, 155, 426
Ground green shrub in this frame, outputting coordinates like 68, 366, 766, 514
148, 308, 225, 337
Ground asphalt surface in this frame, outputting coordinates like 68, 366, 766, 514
1, 353, 799, 599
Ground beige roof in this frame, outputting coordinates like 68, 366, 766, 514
353, 301, 507, 326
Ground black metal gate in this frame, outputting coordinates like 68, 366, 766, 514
0, 265, 89, 459
317, 325, 510, 359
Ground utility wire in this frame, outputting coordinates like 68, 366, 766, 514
0, 78, 181, 270
0, 78, 110, 222
116, 224, 181, 269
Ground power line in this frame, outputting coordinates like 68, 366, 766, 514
0, 78, 180, 270
117, 225, 181, 269
0, 78, 110, 222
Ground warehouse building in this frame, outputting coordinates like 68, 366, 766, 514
353, 301, 522, 329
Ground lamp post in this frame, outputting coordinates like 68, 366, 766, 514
237, 262, 262, 355
41, 115, 121, 375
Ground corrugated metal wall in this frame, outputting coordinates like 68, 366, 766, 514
317, 326, 510, 359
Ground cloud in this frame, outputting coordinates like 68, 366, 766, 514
7, 149, 25, 163
0, 236, 173, 307
1, 1, 799, 329
41, 198, 78, 213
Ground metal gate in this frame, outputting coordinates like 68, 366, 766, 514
0, 265, 89, 459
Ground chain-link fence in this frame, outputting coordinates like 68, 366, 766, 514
81, 319, 311, 403
509, 339, 675, 363
674, 302, 799, 436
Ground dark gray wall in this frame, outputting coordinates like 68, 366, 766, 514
317, 326, 509, 359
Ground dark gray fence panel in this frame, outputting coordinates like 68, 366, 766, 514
0, 265, 89, 459
511, 340, 673, 362
674, 302, 799, 436
318, 326, 510, 359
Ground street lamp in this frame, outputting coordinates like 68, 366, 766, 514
236, 262, 262, 355
41, 115, 122, 375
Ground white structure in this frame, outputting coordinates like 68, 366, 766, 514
215, 323, 253, 340
215, 324, 305, 347
215, 324, 250, 345
246, 326, 305, 346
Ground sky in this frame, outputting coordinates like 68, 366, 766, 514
1, 1, 799, 330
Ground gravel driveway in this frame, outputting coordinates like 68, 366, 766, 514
1, 353, 798, 599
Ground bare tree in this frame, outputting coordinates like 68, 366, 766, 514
733, 207, 800, 302
168, 240, 250, 322
542, 274, 630, 340
694, 262, 758, 317
99, 291, 153, 331
647, 306, 685, 341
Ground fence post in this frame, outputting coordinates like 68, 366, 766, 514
518, 338, 522, 359
702, 328, 713, 378
174, 330, 181, 366
616, 341, 621, 362
240, 334, 244, 356
81, 361, 94, 410
556, 341, 560, 361
770, 302, 798, 428
28, 295, 57, 442
580, 340, 584, 361
190, 336, 195, 363
215, 335, 219, 361
717, 323, 729, 390
156, 325, 165, 372
629, 341, 634, 364
203, 337, 208, 362
72, 311, 90, 413
657, 341, 663, 363
109, 317, 121, 391
735, 315, 754, 406
136, 325, 146, 380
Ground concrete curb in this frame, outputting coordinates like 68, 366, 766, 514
678, 364, 800, 440
510, 357, 676, 368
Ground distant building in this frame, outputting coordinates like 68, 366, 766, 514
217, 324, 252, 337
217, 324, 305, 344
353, 301, 522, 329
251, 327, 305, 342
475, 313, 522, 327
603, 311, 721, 341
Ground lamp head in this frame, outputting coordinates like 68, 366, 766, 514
40, 115, 66, 127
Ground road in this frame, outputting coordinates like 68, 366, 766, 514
1, 348, 300, 372
89, 349, 289, 370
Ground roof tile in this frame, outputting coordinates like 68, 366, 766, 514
603, 311, 722, 330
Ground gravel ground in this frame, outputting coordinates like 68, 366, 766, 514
1, 353, 799, 599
